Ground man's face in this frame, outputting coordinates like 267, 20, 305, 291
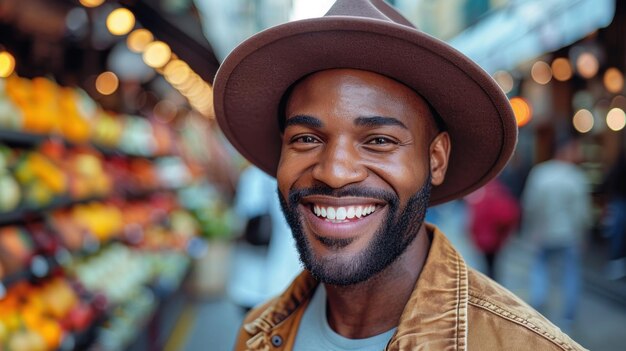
277, 69, 437, 286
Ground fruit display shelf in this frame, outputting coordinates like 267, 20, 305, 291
0, 195, 104, 226
0, 254, 60, 296
0, 129, 172, 160
0, 203, 197, 350
0, 130, 49, 148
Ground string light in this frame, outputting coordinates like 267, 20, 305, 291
127, 29, 154, 53
163, 60, 191, 85
106, 8, 135, 36
0, 51, 16, 78
79, 0, 105, 7
143, 41, 171, 68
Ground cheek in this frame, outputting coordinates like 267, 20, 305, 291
366, 149, 426, 197
277, 148, 306, 195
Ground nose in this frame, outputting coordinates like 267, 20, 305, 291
312, 137, 367, 188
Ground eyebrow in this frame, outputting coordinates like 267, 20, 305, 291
284, 115, 324, 129
354, 116, 408, 129
284, 115, 408, 130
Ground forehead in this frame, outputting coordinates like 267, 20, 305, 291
285, 68, 433, 129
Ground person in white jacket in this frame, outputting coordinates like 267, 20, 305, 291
228, 166, 302, 310
522, 140, 592, 332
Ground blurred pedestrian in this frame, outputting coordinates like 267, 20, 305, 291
228, 165, 301, 311
521, 140, 592, 332
466, 178, 520, 280
602, 149, 626, 280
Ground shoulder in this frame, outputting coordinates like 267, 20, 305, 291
466, 269, 587, 351
234, 271, 319, 350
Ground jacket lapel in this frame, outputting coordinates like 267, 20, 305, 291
388, 225, 469, 350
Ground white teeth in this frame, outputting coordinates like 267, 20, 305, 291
326, 207, 336, 220
336, 207, 347, 220
312, 205, 377, 220
346, 207, 355, 219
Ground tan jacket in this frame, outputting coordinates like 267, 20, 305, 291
235, 224, 587, 350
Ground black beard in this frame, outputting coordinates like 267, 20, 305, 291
278, 176, 432, 286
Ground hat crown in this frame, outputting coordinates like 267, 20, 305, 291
325, 0, 416, 28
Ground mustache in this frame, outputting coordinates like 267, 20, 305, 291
286, 184, 398, 207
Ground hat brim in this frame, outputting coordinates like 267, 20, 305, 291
214, 16, 517, 205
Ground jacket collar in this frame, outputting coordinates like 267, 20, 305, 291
243, 224, 469, 350
388, 224, 469, 350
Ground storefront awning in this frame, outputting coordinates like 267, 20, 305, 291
449, 0, 616, 74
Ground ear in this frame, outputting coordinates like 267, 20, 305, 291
429, 132, 451, 186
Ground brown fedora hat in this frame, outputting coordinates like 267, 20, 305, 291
213, 0, 518, 205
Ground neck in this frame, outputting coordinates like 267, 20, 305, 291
324, 224, 431, 339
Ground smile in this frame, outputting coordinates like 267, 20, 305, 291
311, 204, 378, 223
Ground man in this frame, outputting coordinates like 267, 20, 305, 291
213, 0, 586, 350
522, 141, 592, 333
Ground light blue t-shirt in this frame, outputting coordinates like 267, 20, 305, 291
293, 285, 396, 350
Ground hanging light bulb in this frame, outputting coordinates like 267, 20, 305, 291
143, 41, 172, 68
0, 51, 16, 78
79, 0, 105, 8
106, 8, 136, 36
127, 29, 154, 53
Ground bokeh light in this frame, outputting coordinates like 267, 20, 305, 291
531, 61, 552, 85
163, 60, 191, 85
576, 52, 599, 79
0, 51, 16, 78
176, 72, 199, 91
127, 29, 154, 53
606, 108, 626, 131
603, 68, 624, 94
95, 71, 119, 95
79, 0, 105, 7
143, 41, 171, 68
551, 58, 573, 81
573, 109, 594, 133
509, 97, 532, 127
493, 71, 514, 94
106, 8, 135, 36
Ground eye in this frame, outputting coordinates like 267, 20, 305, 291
291, 135, 321, 144
367, 136, 397, 145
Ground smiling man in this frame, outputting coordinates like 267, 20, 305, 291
213, 1, 586, 350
